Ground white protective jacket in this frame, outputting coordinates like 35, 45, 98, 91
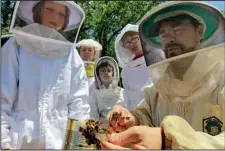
1, 37, 90, 149
121, 57, 150, 110
115, 24, 153, 110
89, 57, 127, 125
1, 1, 90, 149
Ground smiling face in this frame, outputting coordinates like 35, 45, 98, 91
158, 17, 204, 58
121, 31, 143, 56
41, 1, 67, 31
33, 1, 69, 31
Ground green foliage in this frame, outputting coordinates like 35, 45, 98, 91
1, 0, 13, 27
1, 27, 9, 35
1, 0, 14, 35
76, 1, 163, 60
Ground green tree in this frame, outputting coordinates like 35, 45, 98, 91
1, 0, 11, 27
1, 0, 14, 35
76, 1, 163, 59
1, 27, 9, 35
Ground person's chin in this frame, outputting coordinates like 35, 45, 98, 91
167, 50, 183, 58
103, 79, 111, 83
103, 78, 110, 81
46, 24, 55, 29
84, 57, 90, 61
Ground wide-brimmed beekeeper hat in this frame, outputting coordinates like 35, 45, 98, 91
77, 39, 102, 60
10, 1, 85, 43
13, 1, 84, 31
8, 1, 86, 57
76, 39, 102, 52
139, 1, 224, 49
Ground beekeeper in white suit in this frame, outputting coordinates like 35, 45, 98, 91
89, 56, 127, 127
115, 24, 165, 110
1, 1, 90, 149
76, 39, 102, 88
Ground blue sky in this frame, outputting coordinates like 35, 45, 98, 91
206, 1, 225, 10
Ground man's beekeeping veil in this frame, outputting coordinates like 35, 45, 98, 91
138, 1, 224, 103
9, 1, 85, 57
138, 1, 224, 51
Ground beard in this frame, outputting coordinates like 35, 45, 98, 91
164, 42, 198, 59
164, 41, 199, 80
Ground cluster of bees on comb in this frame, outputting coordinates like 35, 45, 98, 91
79, 112, 130, 149
79, 119, 108, 149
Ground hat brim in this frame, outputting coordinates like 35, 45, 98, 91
17, 1, 84, 31
139, 1, 224, 47
76, 39, 102, 51
148, 14, 207, 38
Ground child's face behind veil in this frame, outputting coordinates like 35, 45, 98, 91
122, 32, 143, 56
99, 66, 113, 87
41, 1, 67, 31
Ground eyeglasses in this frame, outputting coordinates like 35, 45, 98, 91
123, 36, 139, 48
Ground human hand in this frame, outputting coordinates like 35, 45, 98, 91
2, 146, 12, 150
101, 126, 163, 149
107, 105, 136, 132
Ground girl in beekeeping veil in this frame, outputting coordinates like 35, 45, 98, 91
115, 24, 165, 110
1, 1, 90, 149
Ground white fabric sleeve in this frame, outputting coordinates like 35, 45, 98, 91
1, 38, 19, 149
67, 52, 91, 120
